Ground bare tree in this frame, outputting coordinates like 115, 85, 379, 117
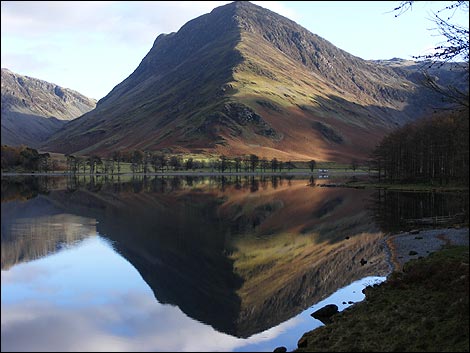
308, 159, 317, 172
393, 1, 469, 109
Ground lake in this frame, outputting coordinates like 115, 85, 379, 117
1, 175, 468, 352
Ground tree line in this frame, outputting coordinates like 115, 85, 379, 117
369, 109, 469, 185
1, 145, 57, 172
1, 145, 320, 174
63, 151, 315, 174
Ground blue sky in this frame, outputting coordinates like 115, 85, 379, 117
1, 1, 468, 100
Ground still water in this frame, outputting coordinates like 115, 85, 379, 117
1, 175, 467, 352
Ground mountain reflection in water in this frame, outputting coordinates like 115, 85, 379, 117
2, 175, 466, 350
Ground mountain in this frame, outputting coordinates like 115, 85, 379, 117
42, 1, 465, 162
1, 68, 96, 148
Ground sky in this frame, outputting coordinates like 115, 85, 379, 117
2, 1, 468, 100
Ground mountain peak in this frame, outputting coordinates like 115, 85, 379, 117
42, 1, 464, 162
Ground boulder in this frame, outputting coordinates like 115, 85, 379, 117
311, 304, 339, 324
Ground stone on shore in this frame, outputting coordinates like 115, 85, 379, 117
311, 304, 339, 324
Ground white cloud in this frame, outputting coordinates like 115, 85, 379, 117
1, 1, 235, 98
253, 1, 299, 21
1, 292, 302, 352
1, 1, 299, 99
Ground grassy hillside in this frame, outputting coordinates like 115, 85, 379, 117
295, 245, 469, 352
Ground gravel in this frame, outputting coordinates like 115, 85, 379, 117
385, 227, 469, 270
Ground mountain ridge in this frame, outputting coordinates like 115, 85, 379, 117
1, 68, 97, 148
41, 1, 465, 161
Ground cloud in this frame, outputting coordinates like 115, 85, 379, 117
253, 1, 299, 21
1, 1, 299, 99
0, 52, 51, 73
1, 265, 52, 286
1, 291, 302, 352
1, 1, 235, 45
1, 1, 115, 35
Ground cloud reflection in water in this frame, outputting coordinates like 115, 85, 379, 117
1, 236, 312, 352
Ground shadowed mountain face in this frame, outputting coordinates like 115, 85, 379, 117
42, 1, 465, 162
1, 68, 96, 148
1, 176, 390, 337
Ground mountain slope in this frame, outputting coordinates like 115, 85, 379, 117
42, 1, 465, 161
1, 68, 96, 148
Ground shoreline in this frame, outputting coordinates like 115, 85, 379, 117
3, 173, 468, 192
385, 227, 469, 271
1, 171, 367, 177
292, 226, 469, 352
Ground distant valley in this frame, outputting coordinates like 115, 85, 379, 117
1, 68, 96, 148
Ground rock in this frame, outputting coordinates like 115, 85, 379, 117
348, 301, 354, 304
409, 229, 420, 234
273, 347, 287, 352
311, 304, 339, 324
409, 250, 418, 255
360, 258, 367, 266
297, 336, 308, 348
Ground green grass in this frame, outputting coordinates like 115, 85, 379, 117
296, 246, 469, 352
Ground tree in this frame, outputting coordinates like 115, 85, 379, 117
393, 1, 468, 63
369, 108, 468, 185
169, 155, 182, 171
393, 1, 469, 109
351, 159, 358, 172
185, 157, 194, 170
308, 159, 316, 172
152, 153, 167, 173
249, 154, 259, 172
260, 157, 269, 172
104, 159, 114, 175
87, 155, 101, 174
219, 155, 228, 173
271, 158, 279, 172
95, 157, 103, 174
143, 151, 151, 174
39, 153, 51, 173
51, 159, 59, 172
131, 150, 144, 173
76, 156, 86, 173
20, 147, 40, 171
286, 160, 295, 171
234, 157, 242, 173
112, 151, 122, 174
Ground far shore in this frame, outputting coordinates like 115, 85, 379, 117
1, 170, 369, 177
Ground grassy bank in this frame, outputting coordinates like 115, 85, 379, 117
295, 245, 469, 352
